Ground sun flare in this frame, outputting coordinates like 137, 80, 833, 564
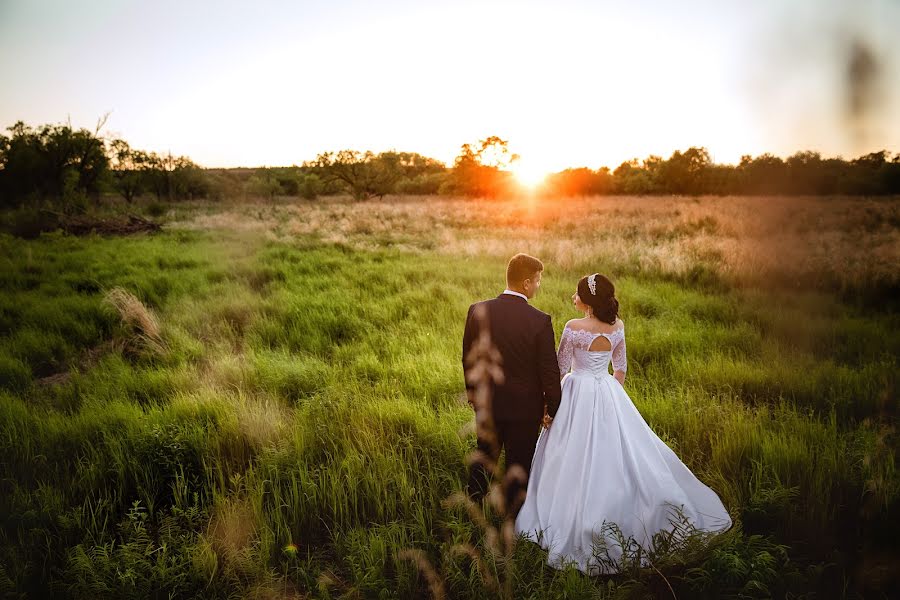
510, 161, 550, 188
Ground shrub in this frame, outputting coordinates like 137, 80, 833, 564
298, 173, 323, 200
397, 172, 446, 195
1, 207, 60, 239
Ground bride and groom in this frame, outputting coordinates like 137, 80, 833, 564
461, 253, 732, 574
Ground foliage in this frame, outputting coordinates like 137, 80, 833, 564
535, 147, 900, 198
312, 150, 404, 200
109, 139, 149, 203
244, 171, 282, 201
397, 172, 447, 195
143, 152, 211, 201
297, 173, 323, 199
543, 167, 613, 196
0, 120, 109, 210
4, 120, 899, 207
443, 136, 518, 198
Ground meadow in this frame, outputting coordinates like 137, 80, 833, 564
0, 194, 898, 599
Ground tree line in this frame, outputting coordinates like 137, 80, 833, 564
1, 120, 898, 211
565, 147, 900, 197
0, 121, 214, 211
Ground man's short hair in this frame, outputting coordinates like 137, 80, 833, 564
506, 253, 544, 286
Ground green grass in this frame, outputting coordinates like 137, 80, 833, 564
0, 198, 897, 598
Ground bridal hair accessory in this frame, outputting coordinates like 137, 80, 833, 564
587, 273, 597, 296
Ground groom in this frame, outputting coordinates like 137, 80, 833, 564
462, 253, 562, 513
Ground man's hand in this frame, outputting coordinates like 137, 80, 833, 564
542, 413, 553, 430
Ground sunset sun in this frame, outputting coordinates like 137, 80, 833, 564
510, 160, 549, 188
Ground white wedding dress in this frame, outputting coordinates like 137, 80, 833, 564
515, 324, 732, 574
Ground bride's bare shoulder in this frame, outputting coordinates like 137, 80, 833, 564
564, 317, 625, 335
564, 318, 589, 330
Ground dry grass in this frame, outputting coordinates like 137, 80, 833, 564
205, 496, 260, 571
102, 287, 168, 357
172, 195, 900, 293
232, 392, 291, 451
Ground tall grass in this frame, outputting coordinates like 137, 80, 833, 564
0, 195, 897, 598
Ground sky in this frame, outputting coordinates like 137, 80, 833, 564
1, 0, 899, 176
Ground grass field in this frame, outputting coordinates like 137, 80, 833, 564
1, 194, 898, 599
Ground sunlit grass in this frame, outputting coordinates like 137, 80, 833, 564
0, 195, 897, 597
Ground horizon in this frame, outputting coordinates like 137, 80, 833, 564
2, 0, 899, 177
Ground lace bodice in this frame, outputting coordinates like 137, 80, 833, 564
557, 325, 627, 379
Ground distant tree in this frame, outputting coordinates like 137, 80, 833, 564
246, 171, 281, 201
612, 158, 659, 194
0, 120, 109, 210
784, 151, 833, 194
396, 172, 446, 195
543, 167, 613, 196
444, 136, 517, 198
274, 170, 300, 196
394, 152, 447, 195
877, 152, 900, 194
394, 152, 446, 177
145, 152, 173, 201
144, 152, 210, 201
737, 154, 788, 195
847, 150, 900, 195
297, 173, 323, 199
659, 147, 711, 194
171, 157, 210, 200
313, 150, 403, 200
109, 139, 149, 203
704, 163, 741, 194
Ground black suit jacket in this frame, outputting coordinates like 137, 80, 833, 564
462, 294, 562, 423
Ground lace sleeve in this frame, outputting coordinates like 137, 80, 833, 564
557, 326, 574, 377
611, 329, 627, 374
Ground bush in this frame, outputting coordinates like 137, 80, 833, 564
145, 202, 167, 218
0, 121, 109, 209
244, 174, 281, 201
397, 172, 446, 195
1, 207, 60, 239
297, 173, 323, 200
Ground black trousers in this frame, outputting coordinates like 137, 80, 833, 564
467, 418, 541, 517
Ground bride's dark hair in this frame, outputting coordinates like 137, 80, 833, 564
577, 273, 619, 325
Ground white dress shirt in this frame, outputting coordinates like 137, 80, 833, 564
502, 289, 528, 302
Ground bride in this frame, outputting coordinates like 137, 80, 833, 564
515, 273, 732, 574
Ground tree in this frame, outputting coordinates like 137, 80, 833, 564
737, 154, 787, 194
444, 136, 518, 198
313, 150, 403, 200
297, 173, 323, 199
246, 171, 281, 201
659, 147, 711, 194
612, 158, 659, 194
109, 139, 148, 203
144, 152, 210, 201
543, 167, 613, 197
145, 152, 175, 201
0, 120, 109, 209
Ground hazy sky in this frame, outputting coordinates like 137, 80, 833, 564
1, 0, 898, 175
